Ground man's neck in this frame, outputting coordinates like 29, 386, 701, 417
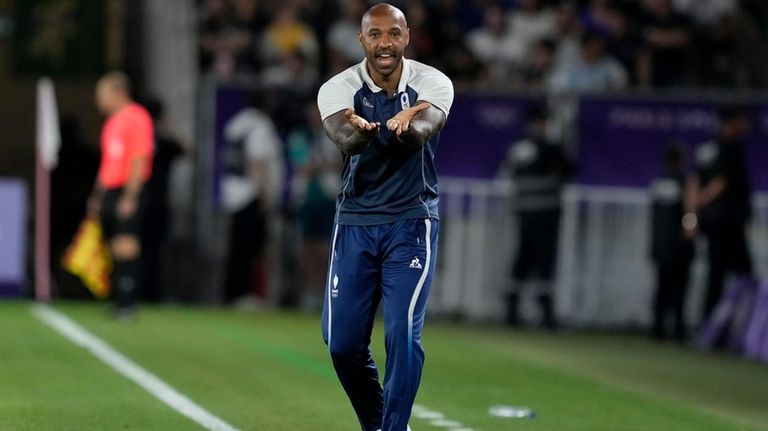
368, 61, 403, 96
109, 99, 131, 116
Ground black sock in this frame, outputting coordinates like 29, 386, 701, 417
112, 258, 140, 310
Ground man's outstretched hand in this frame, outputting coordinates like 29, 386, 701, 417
386, 103, 430, 136
346, 108, 380, 136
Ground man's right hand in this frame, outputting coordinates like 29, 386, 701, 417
322, 108, 380, 155
345, 108, 380, 136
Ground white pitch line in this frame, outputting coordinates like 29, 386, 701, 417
32, 304, 240, 431
412, 404, 476, 431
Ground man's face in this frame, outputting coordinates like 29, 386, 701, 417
95, 82, 115, 115
359, 12, 409, 78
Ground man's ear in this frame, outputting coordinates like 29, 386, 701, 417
358, 31, 364, 47
404, 28, 410, 48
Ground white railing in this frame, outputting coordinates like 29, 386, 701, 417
432, 177, 768, 328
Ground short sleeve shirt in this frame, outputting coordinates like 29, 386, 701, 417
98, 103, 154, 188
316, 58, 454, 225
695, 138, 751, 222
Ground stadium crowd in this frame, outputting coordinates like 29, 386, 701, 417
198, 0, 768, 92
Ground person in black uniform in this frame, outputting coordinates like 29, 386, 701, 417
685, 106, 753, 322
499, 106, 570, 328
649, 144, 694, 341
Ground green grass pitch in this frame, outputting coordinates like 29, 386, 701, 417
1, 301, 767, 431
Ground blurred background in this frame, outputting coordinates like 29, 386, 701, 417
2, 1, 768, 430
1, 0, 768, 330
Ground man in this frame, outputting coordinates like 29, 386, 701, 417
220, 91, 284, 305
316, 4, 453, 431
498, 107, 569, 328
649, 144, 694, 342
87, 72, 154, 319
685, 106, 753, 321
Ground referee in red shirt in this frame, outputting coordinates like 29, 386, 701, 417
87, 72, 154, 319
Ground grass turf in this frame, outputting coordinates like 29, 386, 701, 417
1, 300, 767, 431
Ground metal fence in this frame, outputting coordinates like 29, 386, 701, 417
432, 178, 768, 328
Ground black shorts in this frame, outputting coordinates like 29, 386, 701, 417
100, 188, 147, 240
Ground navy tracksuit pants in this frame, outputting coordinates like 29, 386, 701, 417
322, 218, 438, 431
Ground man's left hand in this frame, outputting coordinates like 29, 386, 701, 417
386, 103, 430, 136
117, 193, 138, 219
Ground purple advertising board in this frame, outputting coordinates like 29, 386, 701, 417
577, 96, 768, 191
211, 87, 768, 190
0, 179, 28, 296
437, 94, 539, 178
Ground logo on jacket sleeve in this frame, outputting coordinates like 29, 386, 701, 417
409, 256, 422, 269
362, 97, 374, 108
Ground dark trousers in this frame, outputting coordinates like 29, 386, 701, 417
653, 260, 691, 340
321, 219, 439, 431
224, 199, 267, 302
512, 209, 560, 283
702, 222, 752, 320
100, 188, 146, 310
507, 209, 560, 327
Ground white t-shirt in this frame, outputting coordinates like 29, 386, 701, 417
221, 108, 284, 213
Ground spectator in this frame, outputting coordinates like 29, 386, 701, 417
259, 4, 320, 89
685, 106, 753, 322
220, 91, 285, 305
287, 101, 341, 310
465, 4, 526, 85
326, 0, 367, 75
649, 144, 694, 342
507, 0, 558, 56
605, 5, 646, 85
523, 38, 558, 90
551, 2, 583, 76
550, 32, 628, 93
199, 0, 254, 79
498, 107, 570, 329
637, 0, 693, 87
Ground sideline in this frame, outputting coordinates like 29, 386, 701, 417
32, 304, 240, 431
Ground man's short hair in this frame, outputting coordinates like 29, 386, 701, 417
99, 71, 132, 95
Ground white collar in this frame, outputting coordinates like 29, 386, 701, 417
359, 57, 411, 95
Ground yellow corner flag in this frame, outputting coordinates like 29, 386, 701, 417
62, 218, 112, 299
